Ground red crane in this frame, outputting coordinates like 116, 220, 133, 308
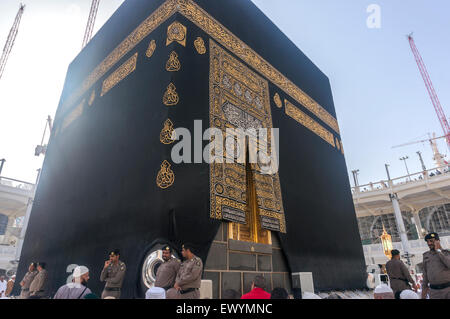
408, 34, 450, 150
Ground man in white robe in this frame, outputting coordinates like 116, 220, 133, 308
54, 266, 92, 299
0, 276, 8, 299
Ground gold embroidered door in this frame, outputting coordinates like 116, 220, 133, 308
228, 156, 271, 244
209, 39, 286, 242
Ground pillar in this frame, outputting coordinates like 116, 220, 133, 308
390, 194, 410, 255
411, 209, 424, 239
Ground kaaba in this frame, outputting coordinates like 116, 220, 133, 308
16, 0, 367, 298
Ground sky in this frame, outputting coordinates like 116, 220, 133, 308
0, 0, 449, 187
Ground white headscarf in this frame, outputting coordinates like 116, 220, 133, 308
374, 284, 395, 299
73, 266, 89, 278
146, 287, 166, 299
400, 290, 419, 299
374, 284, 393, 294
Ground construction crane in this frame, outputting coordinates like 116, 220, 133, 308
0, 4, 25, 81
35, 116, 53, 157
392, 133, 448, 168
392, 134, 445, 149
408, 34, 450, 151
82, 0, 100, 49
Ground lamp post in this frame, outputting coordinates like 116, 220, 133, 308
0, 158, 5, 176
417, 151, 426, 171
351, 169, 360, 188
384, 163, 412, 266
399, 156, 411, 181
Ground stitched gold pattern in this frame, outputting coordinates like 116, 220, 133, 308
62, 99, 85, 132
60, 0, 177, 112
215, 183, 224, 194
274, 93, 282, 108
177, 0, 340, 134
194, 37, 206, 54
285, 99, 335, 147
146, 39, 156, 58
163, 83, 179, 106
166, 51, 181, 71
88, 90, 96, 106
213, 196, 247, 220
259, 208, 286, 233
336, 137, 341, 151
160, 119, 176, 144
166, 21, 187, 47
209, 40, 286, 233
156, 160, 175, 189
340, 140, 344, 155
101, 52, 138, 97
60, 0, 339, 137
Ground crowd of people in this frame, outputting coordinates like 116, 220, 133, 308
10, 249, 126, 299
373, 232, 449, 299
0, 275, 14, 299
0, 231, 448, 299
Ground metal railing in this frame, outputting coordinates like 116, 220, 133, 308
0, 245, 16, 256
0, 176, 34, 191
362, 235, 450, 254
352, 165, 450, 194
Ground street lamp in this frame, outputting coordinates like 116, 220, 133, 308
0, 158, 5, 176
399, 156, 411, 181
416, 151, 426, 171
351, 169, 360, 187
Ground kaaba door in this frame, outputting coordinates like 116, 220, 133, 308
209, 39, 286, 234
228, 152, 271, 245
205, 40, 291, 298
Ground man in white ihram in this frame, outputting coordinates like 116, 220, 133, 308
54, 266, 92, 299
0, 276, 7, 299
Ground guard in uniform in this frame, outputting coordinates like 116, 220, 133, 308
154, 246, 181, 291
385, 249, 416, 298
421, 232, 450, 299
19, 262, 38, 299
167, 243, 203, 299
100, 249, 126, 299
29, 262, 48, 298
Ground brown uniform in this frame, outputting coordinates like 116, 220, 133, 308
422, 249, 450, 299
19, 270, 38, 299
155, 258, 181, 290
386, 259, 415, 295
100, 260, 126, 299
167, 255, 203, 299
5, 279, 14, 297
29, 269, 48, 298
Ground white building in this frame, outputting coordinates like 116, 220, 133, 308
0, 176, 34, 276
353, 165, 450, 272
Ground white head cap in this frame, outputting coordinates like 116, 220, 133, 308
374, 284, 393, 294
146, 287, 166, 299
73, 266, 89, 278
400, 290, 419, 299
